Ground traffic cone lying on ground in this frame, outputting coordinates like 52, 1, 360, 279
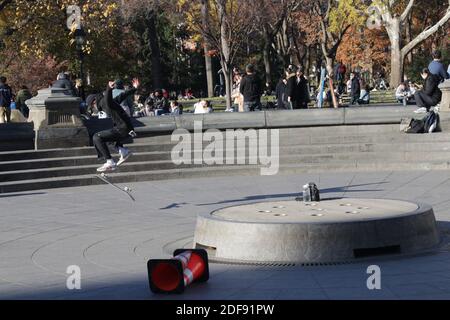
147, 249, 209, 294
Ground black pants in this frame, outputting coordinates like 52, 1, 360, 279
244, 101, 262, 112
93, 128, 128, 160
415, 91, 437, 111
351, 95, 360, 105
292, 100, 308, 109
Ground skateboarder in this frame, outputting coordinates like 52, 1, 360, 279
93, 78, 140, 173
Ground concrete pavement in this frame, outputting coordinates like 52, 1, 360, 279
1, 171, 450, 300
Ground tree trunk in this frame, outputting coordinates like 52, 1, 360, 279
405, 16, 413, 64
148, 11, 164, 89
315, 45, 322, 84
325, 56, 334, 78
388, 18, 403, 87
390, 47, 403, 88
217, 0, 232, 110
223, 64, 233, 111
305, 45, 311, 78
204, 48, 214, 98
201, 0, 214, 97
263, 40, 272, 86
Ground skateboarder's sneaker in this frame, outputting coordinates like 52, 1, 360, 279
117, 148, 132, 166
97, 162, 117, 173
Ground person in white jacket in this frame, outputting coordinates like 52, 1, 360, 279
395, 82, 414, 106
194, 100, 213, 114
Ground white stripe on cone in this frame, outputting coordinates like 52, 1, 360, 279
174, 252, 191, 269
183, 268, 194, 286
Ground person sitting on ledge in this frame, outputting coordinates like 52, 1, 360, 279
170, 100, 183, 115
414, 68, 442, 114
396, 82, 414, 106
194, 100, 213, 114
52, 73, 75, 96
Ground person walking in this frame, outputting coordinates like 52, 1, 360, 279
287, 65, 310, 109
15, 85, 32, 118
350, 72, 361, 105
239, 64, 263, 112
275, 76, 288, 109
231, 71, 243, 112
0, 76, 13, 123
93, 78, 140, 173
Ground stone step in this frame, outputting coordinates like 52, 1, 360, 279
0, 166, 263, 194
0, 124, 414, 160
2, 129, 450, 163
0, 143, 175, 162
2, 150, 450, 183
2, 141, 450, 173
0, 159, 449, 194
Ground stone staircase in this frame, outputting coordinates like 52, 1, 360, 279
1, 124, 450, 193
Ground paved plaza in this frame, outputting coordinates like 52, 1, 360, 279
2, 170, 450, 300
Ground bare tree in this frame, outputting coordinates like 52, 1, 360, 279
313, 0, 352, 77
371, 0, 450, 87
255, 0, 300, 85
199, 0, 257, 110
201, 0, 214, 97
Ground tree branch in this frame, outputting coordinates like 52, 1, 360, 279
400, 0, 415, 23
401, 7, 450, 57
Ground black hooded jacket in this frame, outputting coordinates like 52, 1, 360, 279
423, 73, 442, 104
99, 85, 136, 132
0, 83, 12, 108
239, 73, 262, 102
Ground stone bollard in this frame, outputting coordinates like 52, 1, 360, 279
439, 80, 450, 112
26, 87, 89, 150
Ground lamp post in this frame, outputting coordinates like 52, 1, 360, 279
74, 28, 86, 101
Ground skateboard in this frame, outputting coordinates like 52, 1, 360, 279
95, 173, 136, 201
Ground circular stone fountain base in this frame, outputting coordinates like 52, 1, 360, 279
193, 199, 440, 263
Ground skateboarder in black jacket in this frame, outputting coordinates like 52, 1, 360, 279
93, 78, 139, 172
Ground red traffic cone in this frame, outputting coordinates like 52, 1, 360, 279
147, 249, 209, 294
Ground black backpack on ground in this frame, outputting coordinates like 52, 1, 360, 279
424, 111, 441, 133
309, 183, 321, 202
405, 119, 425, 134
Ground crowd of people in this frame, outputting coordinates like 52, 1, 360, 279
0, 76, 32, 124
1, 49, 450, 125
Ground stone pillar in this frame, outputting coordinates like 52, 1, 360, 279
439, 80, 450, 112
26, 88, 89, 150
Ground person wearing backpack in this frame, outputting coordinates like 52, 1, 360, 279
0, 76, 13, 124
414, 68, 442, 114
